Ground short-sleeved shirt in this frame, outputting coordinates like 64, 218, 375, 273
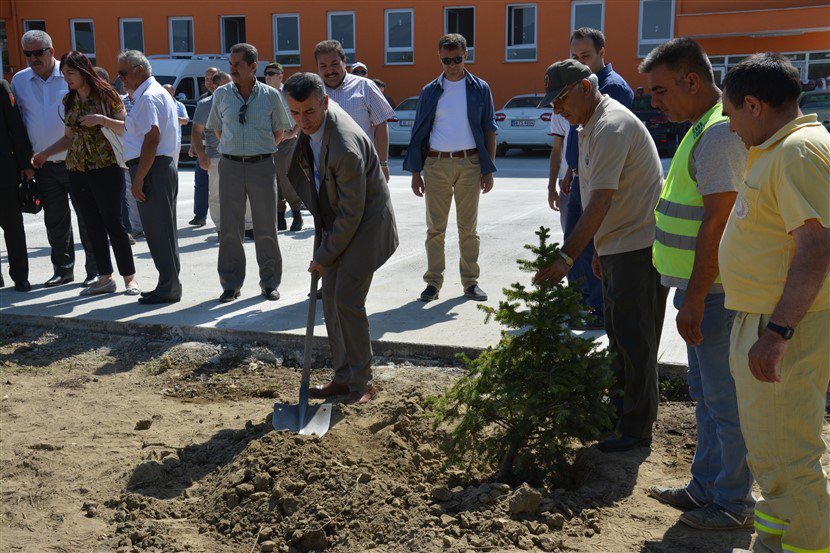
193, 95, 219, 158
10, 62, 69, 161
63, 92, 124, 172
123, 76, 179, 161
719, 114, 830, 314
324, 73, 394, 140
206, 79, 291, 156
548, 113, 569, 180
578, 95, 663, 256
175, 100, 188, 139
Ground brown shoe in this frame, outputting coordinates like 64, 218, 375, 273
346, 384, 377, 404
309, 380, 349, 399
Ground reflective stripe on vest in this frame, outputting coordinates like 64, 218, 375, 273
653, 103, 729, 281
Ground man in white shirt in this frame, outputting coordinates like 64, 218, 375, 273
11, 30, 98, 287
547, 113, 570, 232
314, 40, 394, 181
118, 50, 182, 305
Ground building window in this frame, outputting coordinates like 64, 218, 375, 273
119, 18, 143, 52
273, 14, 300, 67
571, 1, 604, 32
24, 20, 46, 33
638, 0, 674, 58
71, 19, 95, 64
221, 16, 246, 53
385, 9, 414, 65
0, 20, 8, 74
444, 6, 475, 63
328, 11, 356, 64
506, 4, 537, 62
169, 17, 194, 56
808, 51, 830, 82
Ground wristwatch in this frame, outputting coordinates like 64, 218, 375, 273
559, 251, 574, 267
766, 321, 795, 340
379, 160, 389, 167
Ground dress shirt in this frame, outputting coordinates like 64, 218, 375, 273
123, 76, 179, 161
10, 61, 69, 161
309, 118, 327, 193
324, 73, 393, 140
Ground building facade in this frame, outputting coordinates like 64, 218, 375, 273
1, 0, 828, 107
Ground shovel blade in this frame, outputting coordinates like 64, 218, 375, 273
272, 402, 332, 437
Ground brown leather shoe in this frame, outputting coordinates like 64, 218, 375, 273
346, 384, 377, 404
309, 380, 349, 398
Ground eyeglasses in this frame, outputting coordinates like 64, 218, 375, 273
264, 71, 281, 77
352, 69, 367, 75
440, 56, 464, 66
238, 103, 248, 125
23, 48, 48, 58
117, 64, 139, 78
553, 82, 581, 106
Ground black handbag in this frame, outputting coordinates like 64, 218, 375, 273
18, 178, 43, 214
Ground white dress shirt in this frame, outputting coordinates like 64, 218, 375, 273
324, 73, 393, 140
428, 75, 476, 152
123, 76, 179, 161
309, 117, 327, 193
10, 61, 69, 162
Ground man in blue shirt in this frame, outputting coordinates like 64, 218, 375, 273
404, 33, 497, 303
559, 27, 634, 329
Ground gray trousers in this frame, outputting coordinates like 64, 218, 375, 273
130, 156, 182, 299
218, 156, 281, 291
322, 260, 374, 394
275, 138, 303, 214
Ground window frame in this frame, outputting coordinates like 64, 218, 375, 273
273, 13, 301, 67
637, 0, 675, 58
443, 5, 476, 63
384, 8, 415, 66
571, 0, 604, 32
327, 11, 356, 63
119, 18, 144, 52
505, 3, 538, 63
220, 15, 246, 54
24, 20, 46, 33
70, 19, 96, 60
168, 16, 194, 57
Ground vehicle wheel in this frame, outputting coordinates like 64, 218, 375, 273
496, 144, 509, 157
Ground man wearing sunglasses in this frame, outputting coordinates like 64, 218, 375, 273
206, 43, 292, 303
404, 33, 497, 303
10, 30, 98, 288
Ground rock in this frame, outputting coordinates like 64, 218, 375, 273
537, 535, 560, 552
439, 514, 457, 527
544, 512, 566, 530
431, 486, 452, 502
225, 493, 239, 509
516, 535, 535, 550
281, 496, 300, 516
300, 529, 327, 550
235, 483, 255, 496
442, 536, 455, 548
134, 420, 152, 431
260, 541, 276, 553
508, 484, 543, 515
161, 454, 181, 469
259, 527, 274, 540
253, 473, 271, 493
357, 473, 372, 484
416, 444, 438, 459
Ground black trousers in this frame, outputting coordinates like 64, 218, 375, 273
35, 161, 97, 278
600, 246, 669, 440
0, 171, 28, 284
68, 165, 135, 277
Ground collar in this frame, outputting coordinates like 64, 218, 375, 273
310, 116, 327, 144
437, 70, 473, 88
28, 60, 62, 82
596, 63, 613, 81
690, 101, 722, 139
328, 72, 352, 91
232, 78, 261, 101
132, 76, 155, 101
753, 113, 821, 151
580, 95, 611, 135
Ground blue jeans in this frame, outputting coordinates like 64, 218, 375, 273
674, 288, 754, 516
194, 164, 209, 219
564, 176, 603, 313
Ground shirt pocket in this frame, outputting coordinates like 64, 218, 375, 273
734, 183, 760, 225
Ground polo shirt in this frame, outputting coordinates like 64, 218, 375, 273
123, 76, 179, 161
578, 95, 663, 256
719, 114, 829, 314
10, 61, 69, 161
324, 73, 393, 140
206, 79, 291, 156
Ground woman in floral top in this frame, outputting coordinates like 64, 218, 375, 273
33, 51, 140, 296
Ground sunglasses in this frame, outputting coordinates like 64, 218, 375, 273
23, 48, 48, 58
264, 71, 281, 77
117, 64, 139, 78
441, 56, 464, 66
352, 69, 367, 75
553, 81, 581, 105
239, 103, 248, 125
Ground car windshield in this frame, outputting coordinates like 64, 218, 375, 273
396, 98, 419, 111
504, 96, 545, 109
154, 75, 177, 87
631, 96, 654, 111
801, 93, 830, 107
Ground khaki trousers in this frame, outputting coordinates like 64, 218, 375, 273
730, 309, 830, 553
207, 157, 251, 232
422, 154, 482, 289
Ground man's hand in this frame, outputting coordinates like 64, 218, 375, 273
481, 172, 494, 193
748, 329, 788, 383
198, 153, 211, 171
562, 169, 573, 195
308, 260, 326, 278
131, 177, 146, 202
381, 165, 390, 182
548, 184, 560, 211
534, 256, 569, 285
592, 251, 602, 279
21, 168, 35, 181
676, 297, 704, 345
411, 173, 425, 197
188, 145, 196, 158
31, 152, 47, 169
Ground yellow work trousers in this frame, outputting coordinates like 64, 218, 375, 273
422, 154, 482, 290
730, 310, 830, 553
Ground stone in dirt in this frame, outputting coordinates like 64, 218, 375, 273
134, 419, 152, 430
508, 483, 544, 515
260, 541, 276, 552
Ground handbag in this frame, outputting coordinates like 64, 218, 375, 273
100, 97, 127, 169
18, 178, 43, 215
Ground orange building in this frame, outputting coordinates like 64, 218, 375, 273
1, 0, 828, 107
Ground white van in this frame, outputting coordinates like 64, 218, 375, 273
148, 54, 270, 103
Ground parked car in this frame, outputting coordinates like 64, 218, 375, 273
630, 92, 690, 158
494, 94, 553, 156
388, 96, 419, 157
799, 91, 830, 131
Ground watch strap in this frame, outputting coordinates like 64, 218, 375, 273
766, 321, 794, 340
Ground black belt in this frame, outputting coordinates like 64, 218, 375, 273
125, 155, 171, 168
222, 153, 272, 163
427, 148, 478, 158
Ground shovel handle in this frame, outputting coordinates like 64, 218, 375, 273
298, 272, 319, 405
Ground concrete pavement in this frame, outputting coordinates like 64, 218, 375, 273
0, 154, 686, 367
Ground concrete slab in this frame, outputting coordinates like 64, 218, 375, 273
0, 154, 687, 368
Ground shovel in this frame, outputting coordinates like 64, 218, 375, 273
272, 272, 332, 437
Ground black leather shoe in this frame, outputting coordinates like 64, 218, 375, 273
14, 280, 32, 292
419, 285, 439, 302
244, 229, 255, 240
219, 290, 241, 303
464, 285, 488, 301
597, 435, 652, 453
277, 212, 287, 231
83, 275, 99, 287
44, 274, 74, 287
307, 290, 323, 300
138, 293, 180, 305
140, 289, 157, 298
188, 217, 206, 227
262, 288, 280, 301
290, 211, 303, 232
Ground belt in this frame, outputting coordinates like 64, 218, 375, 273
427, 148, 478, 159
124, 155, 171, 168
222, 153, 272, 163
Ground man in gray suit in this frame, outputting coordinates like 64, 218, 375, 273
284, 73, 399, 404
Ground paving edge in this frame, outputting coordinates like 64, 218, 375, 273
3, 313, 689, 379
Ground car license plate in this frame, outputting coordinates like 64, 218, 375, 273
511, 119, 535, 127
400, 120, 414, 127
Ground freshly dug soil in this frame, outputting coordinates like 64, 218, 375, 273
1, 324, 827, 553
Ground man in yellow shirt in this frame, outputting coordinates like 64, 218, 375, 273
720, 53, 829, 553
